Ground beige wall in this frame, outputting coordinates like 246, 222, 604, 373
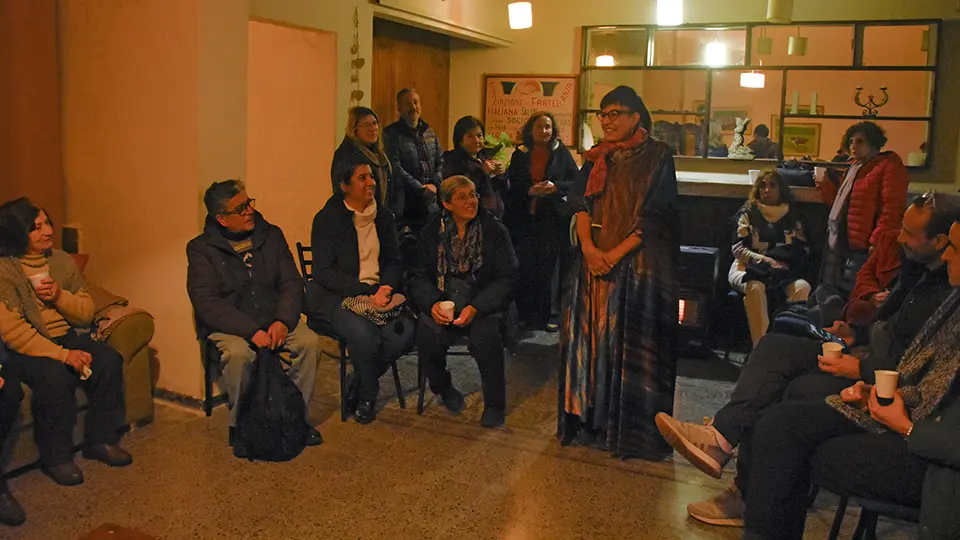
0, 0, 64, 227
449, 0, 960, 187
251, 0, 374, 151
247, 21, 337, 252
59, 0, 248, 398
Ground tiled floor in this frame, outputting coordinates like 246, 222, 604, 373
3, 333, 919, 539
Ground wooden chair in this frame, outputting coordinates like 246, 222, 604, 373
296, 242, 406, 422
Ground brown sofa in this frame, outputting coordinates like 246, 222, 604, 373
1, 276, 155, 475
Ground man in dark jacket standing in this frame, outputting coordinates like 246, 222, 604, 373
383, 88, 442, 232
187, 180, 322, 449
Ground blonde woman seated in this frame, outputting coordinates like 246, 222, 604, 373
729, 170, 811, 345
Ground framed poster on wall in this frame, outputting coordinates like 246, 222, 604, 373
483, 74, 578, 146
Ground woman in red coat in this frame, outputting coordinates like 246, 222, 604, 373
817, 121, 909, 297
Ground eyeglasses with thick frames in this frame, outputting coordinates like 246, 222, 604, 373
221, 198, 256, 216
595, 109, 633, 121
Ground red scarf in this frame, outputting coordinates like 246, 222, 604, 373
582, 127, 649, 197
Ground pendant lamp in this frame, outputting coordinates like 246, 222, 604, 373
766, 0, 793, 24
657, 0, 683, 27
508, 2, 532, 30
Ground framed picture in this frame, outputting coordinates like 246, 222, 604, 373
483, 74, 578, 146
692, 102, 750, 134
776, 123, 822, 158
770, 106, 825, 140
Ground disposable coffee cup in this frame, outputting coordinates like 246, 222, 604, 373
814, 166, 827, 185
821, 342, 843, 360
439, 301, 456, 320
748, 170, 762, 184
28, 271, 50, 290
874, 370, 899, 406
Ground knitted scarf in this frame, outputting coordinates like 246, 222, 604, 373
436, 212, 483, 292
581, 126, 649, 197
0, 250, 87, 340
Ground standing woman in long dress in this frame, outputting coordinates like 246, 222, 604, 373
558, 85, 680, 460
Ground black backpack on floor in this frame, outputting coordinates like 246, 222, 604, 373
235, 347, 306, 461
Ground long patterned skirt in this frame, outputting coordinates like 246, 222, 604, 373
557, 248, 678, 460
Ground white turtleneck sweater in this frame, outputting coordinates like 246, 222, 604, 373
346, 200, 381, 285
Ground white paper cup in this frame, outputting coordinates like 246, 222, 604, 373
821, 342, 843, 359
814, 166, 827, 185
748, 170, 762, 184
874, 370, 899, 405
28, 271, 50, 290
439, 301, 455, 319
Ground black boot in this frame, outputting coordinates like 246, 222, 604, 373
354, 400, 376, 424
0, 481, 25, 527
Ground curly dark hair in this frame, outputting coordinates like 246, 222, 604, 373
0, 197, 47, 257
743, 169, 794, 212
844, 121, 888, 152
520, 111, 561, 149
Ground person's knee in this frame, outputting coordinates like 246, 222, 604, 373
744, 280, 766, 298
94, 345, 124, 376
470, 317, 504, 350
34, 363, 76, 398
790, 280, 812, 302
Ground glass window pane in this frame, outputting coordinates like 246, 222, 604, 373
773, 118, 929, 165
784, 70, 934, 118
652, 28, 746, 67
582, 69, 707, 113
585, 28, 648, 67
750, 25, 854, 67
863, 24, 936, 67
708, 70, 785, 160
650, 113, 706, 157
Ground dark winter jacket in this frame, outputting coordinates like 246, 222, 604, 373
504, 141, 581, 228
187, 213, 303, 340
407, 209, 518, 317
307, 194, 403, 321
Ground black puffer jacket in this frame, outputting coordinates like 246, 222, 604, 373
441, 147, 508, 219
307, 194, 402, 321
187, 213, 303, 339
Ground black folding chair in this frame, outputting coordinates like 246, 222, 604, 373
819, 486, 920, 540
296, 242, 406, 422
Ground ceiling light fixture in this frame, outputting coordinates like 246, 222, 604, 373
704, 41, 727, 67
766, 0, 793, 24
508, 2, 532, 30
740, 71, 765, 88
788, 26, 807, 56
596, 55, 616, 67
657, 0, 683, 26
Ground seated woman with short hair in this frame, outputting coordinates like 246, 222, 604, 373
310, 160, 415, 425
408, 175, 519, 428
0, 198, 130, 487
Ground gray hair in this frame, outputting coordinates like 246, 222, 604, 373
440, 175, 475, 204
203, 179, 245, 216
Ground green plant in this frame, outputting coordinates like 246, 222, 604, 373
483, 131, 514, 164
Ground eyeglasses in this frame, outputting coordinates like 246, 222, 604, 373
221, 198, 256, 216
595, 109, 632, 121
356, 120, 379, 130
452, 191, 479, 202
918, 190, 938, 209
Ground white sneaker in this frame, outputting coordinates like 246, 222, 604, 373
655, 413, 733, 479
687, 484, 746, 527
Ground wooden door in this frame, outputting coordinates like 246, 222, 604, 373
372, 18, 450, 149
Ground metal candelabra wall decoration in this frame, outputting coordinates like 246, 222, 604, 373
854, 86, 889, 117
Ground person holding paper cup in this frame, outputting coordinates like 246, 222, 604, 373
655, 194, 956, 528
736, 212, 960, 540
0, 198, 130, 487
408, 175, 519, 428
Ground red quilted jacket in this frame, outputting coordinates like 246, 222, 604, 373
820, 152, 909, 252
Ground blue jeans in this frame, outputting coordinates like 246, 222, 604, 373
331, 307, 415, 402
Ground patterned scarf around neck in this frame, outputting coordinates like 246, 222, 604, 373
436, 211, 483, 292
582, 126, 649, 197
347, 135, 393, 206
